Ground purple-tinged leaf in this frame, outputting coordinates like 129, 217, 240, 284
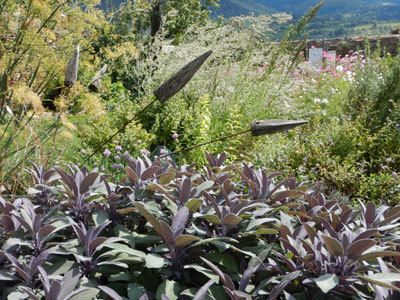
146, 183, 175, 202
280, 224, 292, 241
267, 271, 302, 300
359, 273, 400, 291
135, 204, 163, 237
2, 215, 15, 232
239, 265, 259, 291
90, 237, 108, 251
99, 285, 123, 300
141, 166, 161, 181
92, 220, 112, 242
48, 280, 61, 300
160, 220, 175, 246
223, 287, 239, 300
216, 152, 227, 166
205, 193, 221, 220
353, 229, 379, 243
280, 239, 300, 257
347, 239, 376, 260
19, 287, 40, 300
365, 201, 376, 225
190, 237, 239, 248
185, 198, 203, 213
33, 214, 41, 233
303, 223, 316, 241
322, 235, 344, 257
193, 280, 216, 300
6, 253, 29, 282
358, 251, 400, 261
179, 177, 192, 205
222, 213, 242, 228
11, 213, 32, 234
223, 180, 234, 194
275, 253, 297, 272
31, 250, 50, 274
38, 266, 50, 293
317, 217, 339, 240
56, 168, 78, 196
175, 235, 200, 247
205, 152, 216, 167
139, 294, 149, 300
39, 225, 56, 239
171, 206, 189, 237
385, 205, 400, 219
272, 190, 304, 203
159, 173, 175, 185
70, 220, 86, 246
79, 172, 99, 195
126, 167, 139, 184
296, 256, 315, 273
201, 257, 235, 291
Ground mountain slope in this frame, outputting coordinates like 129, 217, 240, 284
211, 0, 275, 18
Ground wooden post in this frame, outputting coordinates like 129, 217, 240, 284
251, 120, 308, 136
64, 45, 80, 87
88, 64, 108, 92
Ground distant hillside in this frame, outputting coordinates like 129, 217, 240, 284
212, 0, 400, 38
211, 0, 275, 18
100, 0, 400, 39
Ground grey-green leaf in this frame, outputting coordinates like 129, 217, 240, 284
314, 274, 339, 293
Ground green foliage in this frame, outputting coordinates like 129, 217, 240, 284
2, 153, 400, 299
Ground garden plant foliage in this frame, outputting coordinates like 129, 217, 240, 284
1, 153, 400, 299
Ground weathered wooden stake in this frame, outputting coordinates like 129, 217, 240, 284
160, 119, 308, 158
64, 45, 80, 87
88, 64, 108, 92
85, 50, 213, 162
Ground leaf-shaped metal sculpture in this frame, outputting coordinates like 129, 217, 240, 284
86, 50, 212, 161
64, 45, 80, 87
154, 50, 212, 102
160, 119, 308, 158
251, 119, 308, 136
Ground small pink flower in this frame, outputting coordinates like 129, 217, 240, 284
141, 149, 150, 156
257, 67, 263, 72
113, 164, 121, 169
103, 149, 111, 157
115, 145, 122, 151
81, 149, 86, 155
299, 51, 304, 57
160, 149, 168, 155
172, 133, 179, 139
114, 155, 120, 160
311, 45, 316, 49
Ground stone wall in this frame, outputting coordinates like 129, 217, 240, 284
304, 35, 400, 57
